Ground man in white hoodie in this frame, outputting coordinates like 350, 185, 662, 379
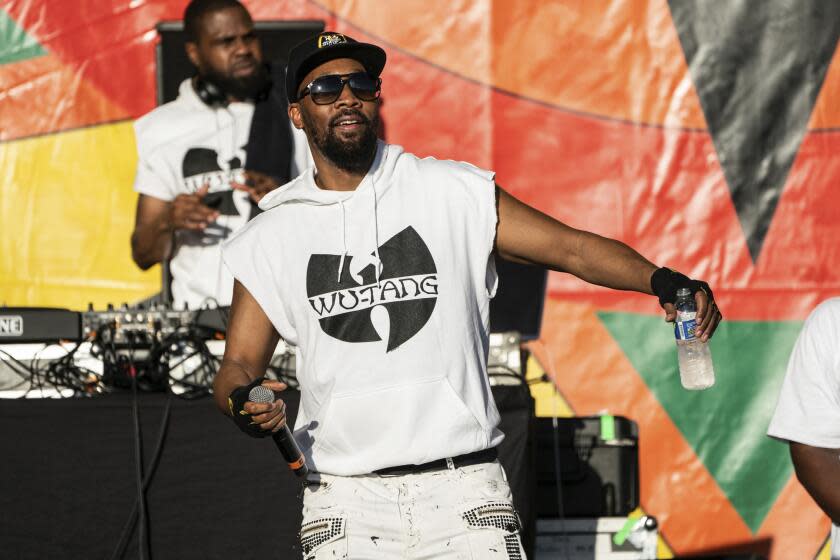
214, 32, 722, 559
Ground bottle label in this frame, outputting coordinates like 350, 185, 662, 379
675, 319, 697, 341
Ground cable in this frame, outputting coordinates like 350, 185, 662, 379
125, 333, 150, 560
42, 339, 99, 396
487, 365, 525, 378
526, 373, 551, 386
27, 343, 55, 397
0, 347, 38, 394
159, 329, 217, 399
0, 347, 37, 391
0, 339, 105, 397
109, 392, 173, 560
0, 347, 35, 380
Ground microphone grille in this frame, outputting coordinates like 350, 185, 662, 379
248, 385, 274, 404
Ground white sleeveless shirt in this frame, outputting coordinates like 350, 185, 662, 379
222, 142, 503, 475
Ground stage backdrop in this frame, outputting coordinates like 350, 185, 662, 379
1, 1, 839, 558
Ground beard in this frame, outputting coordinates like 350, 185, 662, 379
301, 107, 380, 174
201, 60, 270, 101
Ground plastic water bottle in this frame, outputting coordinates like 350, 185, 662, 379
674, 288, 715, 390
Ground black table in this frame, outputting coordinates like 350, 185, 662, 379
0, 385, 534, 559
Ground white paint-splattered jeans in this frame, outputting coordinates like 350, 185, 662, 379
299, 460, 526, 559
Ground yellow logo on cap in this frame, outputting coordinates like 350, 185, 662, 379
318, 33, 347, 48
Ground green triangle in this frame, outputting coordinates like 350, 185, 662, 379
597, 312, 802, 533
0, 9, 47, 65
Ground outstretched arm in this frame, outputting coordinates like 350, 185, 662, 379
495, 185, 722, 338
496, 186, 657, 293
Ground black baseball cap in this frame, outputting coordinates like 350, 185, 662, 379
285, 32, 386, 103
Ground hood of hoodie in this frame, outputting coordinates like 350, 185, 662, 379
259, 140, 402, 285
259, 140, 398, 208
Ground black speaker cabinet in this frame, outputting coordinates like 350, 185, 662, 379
490, 259, 547, 341
493, 382, 537, 558
535, 416, 639, 518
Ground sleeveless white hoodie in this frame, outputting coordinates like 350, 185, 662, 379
222, 141, 504, 476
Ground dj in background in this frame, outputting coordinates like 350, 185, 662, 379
130, 0, 311, 310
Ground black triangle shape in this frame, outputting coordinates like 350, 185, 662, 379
668, 1, 840, 261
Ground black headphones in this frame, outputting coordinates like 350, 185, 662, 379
194, 75, 229, 108
194, 65, 274, 109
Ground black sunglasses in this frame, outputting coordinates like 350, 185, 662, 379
298, 72, 382, 105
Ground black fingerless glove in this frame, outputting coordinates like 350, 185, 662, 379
650, 267, 714, 307
227, 377, 272, 439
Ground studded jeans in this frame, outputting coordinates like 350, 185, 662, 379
299, 460, 526, 559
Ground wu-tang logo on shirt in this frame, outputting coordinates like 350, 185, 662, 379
306, 227, 438, 352
181, 147, 247, 216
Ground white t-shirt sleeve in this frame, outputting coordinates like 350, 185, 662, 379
133, 155, 178, 201
221, 219, 298, 345
767, 299, 840, 448
132, 121, 179, 201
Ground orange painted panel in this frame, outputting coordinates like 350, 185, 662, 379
808, 44, 840, 129
757, 475, 831, 559
0, 54, 125, 141
485, 91, 765, 319
756, 130, 840, 301
248, 0, 329, 20
316, 0, 492, 83
316, 0, 706, 129
2, 0, 169, 117
490, 0, 706, 128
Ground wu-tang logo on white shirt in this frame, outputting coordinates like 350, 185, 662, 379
306, 227, 438, 352
181, 147, 247, 216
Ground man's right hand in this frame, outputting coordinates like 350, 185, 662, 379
170, 184, 220, 231
131, 185, 221, 269
226, 376, 289, 438
243, 379, 289, 433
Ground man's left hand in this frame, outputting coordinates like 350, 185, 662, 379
232, 170, 280, 204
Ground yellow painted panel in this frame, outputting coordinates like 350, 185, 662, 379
526, 353, 574, 417
657, 534, 675, 559
0, 121, 160, 309
816, 534, 831, 560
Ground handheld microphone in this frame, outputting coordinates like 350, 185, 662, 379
248, 385, 308, 478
